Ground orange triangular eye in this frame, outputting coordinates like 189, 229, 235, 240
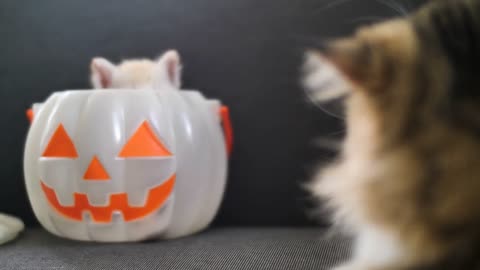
83, 156, 110, 181
42, 124, 78, 158
119, 121, 172, 158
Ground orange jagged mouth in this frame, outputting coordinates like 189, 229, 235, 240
40, 174, 175, 223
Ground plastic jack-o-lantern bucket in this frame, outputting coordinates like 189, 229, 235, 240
24, 89, 233, 242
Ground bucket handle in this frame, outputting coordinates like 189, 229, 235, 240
26, 108, 34, 124
219, 106, 233, 156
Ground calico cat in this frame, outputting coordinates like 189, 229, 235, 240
305, 0, 480, 269
90, 50, 182, 90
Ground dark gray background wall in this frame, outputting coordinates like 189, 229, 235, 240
0, 0, 425, 226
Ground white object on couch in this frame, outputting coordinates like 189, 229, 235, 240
0, 213, 24, 245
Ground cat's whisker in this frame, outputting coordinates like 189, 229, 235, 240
320, 0, 356, 11
348, 16, 389, 24
376, 0, 409, 16
312, 137, 343, 151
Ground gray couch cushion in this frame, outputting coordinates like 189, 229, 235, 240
0, 228, 350, 269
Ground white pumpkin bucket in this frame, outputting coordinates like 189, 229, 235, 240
24, 89, 232, 242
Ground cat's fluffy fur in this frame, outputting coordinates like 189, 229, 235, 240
306, 1, 480, 269
90, 50, 182, 90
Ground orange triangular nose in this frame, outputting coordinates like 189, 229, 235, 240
83, 156, 110, 181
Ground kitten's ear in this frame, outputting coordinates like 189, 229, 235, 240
156, 50, 182, 89
90, 57, 116, 89
321, 38, 373, 85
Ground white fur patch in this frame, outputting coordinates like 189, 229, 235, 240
303, 51, 351, 103
354, 226, 405, 266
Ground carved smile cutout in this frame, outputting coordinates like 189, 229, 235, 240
40, 174, 175, 223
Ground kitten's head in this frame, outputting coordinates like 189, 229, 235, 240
90, 50, 182, 90
306, 0, 480, 150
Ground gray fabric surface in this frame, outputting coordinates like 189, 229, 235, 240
0, 227, 351, 270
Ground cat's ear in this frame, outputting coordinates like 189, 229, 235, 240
320, 38, 373, 85
155, 50, 182, 89
90, 57, 116, 89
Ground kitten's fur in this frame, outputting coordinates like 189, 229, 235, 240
306, 1, 480, 269
90, 50, 182, 90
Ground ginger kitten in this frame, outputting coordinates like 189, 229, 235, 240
306, 0, 480, 269
90, 50, 182, 90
